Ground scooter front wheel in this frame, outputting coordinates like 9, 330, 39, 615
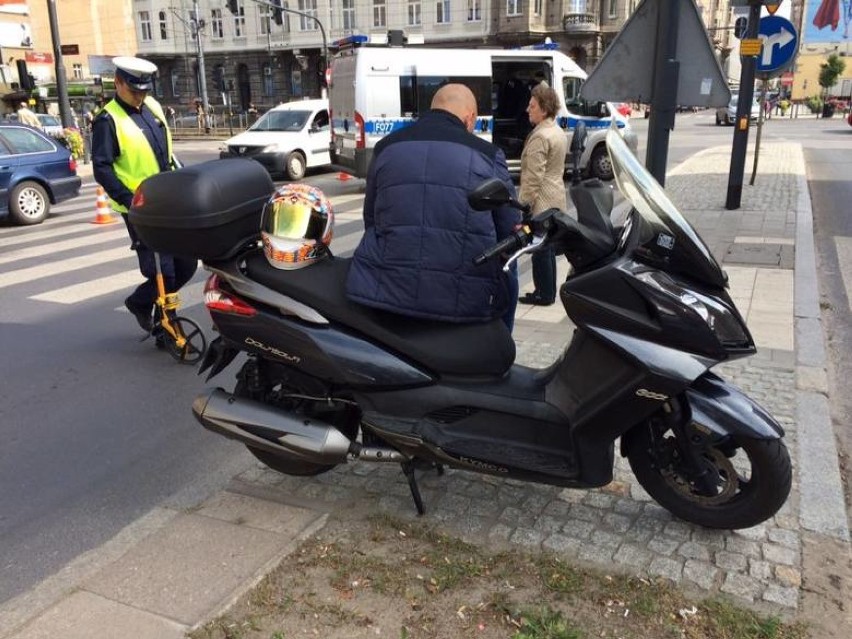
624, 424, 792, 529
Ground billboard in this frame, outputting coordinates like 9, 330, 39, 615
0, 21, 31, 48
802, 0, 851, 44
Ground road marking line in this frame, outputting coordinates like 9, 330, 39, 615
30, 269, 141, 303
0, 247, 131, 289
0, 228, 126, 265
834, 236, 852, 313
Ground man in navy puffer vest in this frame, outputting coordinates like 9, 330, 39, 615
346, 84, 520, 328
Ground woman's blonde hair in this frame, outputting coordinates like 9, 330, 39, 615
531, 84, 561, 119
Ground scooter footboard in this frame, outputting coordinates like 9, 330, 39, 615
683, 373, 785, 441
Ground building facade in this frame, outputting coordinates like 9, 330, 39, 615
129, 1, 734, 114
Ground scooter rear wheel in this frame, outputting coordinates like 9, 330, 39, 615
625, 424, 791, 529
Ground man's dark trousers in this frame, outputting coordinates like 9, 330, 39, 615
531, 247, 556, 304
122, 215, 197, 312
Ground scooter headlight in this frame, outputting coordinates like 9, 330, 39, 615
635, 271, 750, 347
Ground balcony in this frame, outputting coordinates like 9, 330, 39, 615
563, 12, 599, 34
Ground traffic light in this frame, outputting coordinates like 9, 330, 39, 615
225, 0, 239, 15
272, 0, 283, 26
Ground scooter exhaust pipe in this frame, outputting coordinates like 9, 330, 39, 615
192, 388, 353, 465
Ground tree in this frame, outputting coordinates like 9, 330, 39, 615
818, 53, 846, 97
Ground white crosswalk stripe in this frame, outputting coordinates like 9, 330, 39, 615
0, 247, 131, 290
0, 227, 126, 265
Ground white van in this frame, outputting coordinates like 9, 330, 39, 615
219, 99, 330, 180
328, 37, 637, 181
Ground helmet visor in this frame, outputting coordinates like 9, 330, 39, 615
265, 199, 326, 243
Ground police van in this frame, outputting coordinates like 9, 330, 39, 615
328, 35, 638, 181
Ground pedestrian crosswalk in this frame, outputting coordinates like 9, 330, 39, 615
0, 181, 564, 325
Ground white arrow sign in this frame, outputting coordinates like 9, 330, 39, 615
759, 27, 795, 66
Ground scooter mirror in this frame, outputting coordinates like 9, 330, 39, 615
467, 178, 511, 211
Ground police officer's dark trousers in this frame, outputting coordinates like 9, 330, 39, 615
122, 215, 197, 313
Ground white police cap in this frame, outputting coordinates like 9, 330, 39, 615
113, 56, 158, 91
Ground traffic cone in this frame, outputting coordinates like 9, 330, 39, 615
91, 186, 118, 225
336, 172, 353, 181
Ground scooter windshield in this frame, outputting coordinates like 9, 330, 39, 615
606, 129, 726, 288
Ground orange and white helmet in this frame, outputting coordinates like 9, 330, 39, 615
260, 183, 334, 269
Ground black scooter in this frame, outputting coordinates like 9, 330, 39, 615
130, 126, 792, 530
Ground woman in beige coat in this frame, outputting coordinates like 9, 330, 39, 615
518, 83, 567, 306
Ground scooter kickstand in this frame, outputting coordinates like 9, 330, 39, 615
401, 461, 426, 516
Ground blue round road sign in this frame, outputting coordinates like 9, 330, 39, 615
757, 16, 798, 76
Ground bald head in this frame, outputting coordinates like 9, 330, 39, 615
431, 84, 477, 132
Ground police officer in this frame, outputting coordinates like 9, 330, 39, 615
93, 56, 197, 336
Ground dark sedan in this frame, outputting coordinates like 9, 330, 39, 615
0, 123, 81, 225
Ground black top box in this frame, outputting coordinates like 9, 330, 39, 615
128, 158, 275, 261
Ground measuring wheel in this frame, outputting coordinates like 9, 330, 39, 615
165, 316, 207, 364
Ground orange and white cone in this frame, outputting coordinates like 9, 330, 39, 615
91, 186, 118, 225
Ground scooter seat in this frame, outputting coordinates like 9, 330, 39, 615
243, 251, 516, 377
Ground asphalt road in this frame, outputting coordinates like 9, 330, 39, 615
1, 110, 849, 605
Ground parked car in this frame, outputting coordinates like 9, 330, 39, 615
218, 99, 330, 180
3, 112, 65, 137
848, 110, 852, 127
715, 93, 761, 125
0, 123, 81, 225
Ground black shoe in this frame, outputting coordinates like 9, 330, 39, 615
518, 292, 555, 306
124, 297, 153, 333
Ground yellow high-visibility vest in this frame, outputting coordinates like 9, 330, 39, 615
102, 96, 173, 213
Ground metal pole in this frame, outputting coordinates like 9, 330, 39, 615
192, 0, 211, 134
749, 78, 768, 186
645, 0, 680, 187
46, 0, 73, 128
725, 0, 762, 210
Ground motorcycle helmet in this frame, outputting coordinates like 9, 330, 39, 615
260, 183, 334, 269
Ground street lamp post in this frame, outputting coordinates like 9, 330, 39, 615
46, 0, 73, 128
192, 0, 211, 133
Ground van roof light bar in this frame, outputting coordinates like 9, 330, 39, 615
512, 38, 560, 51
332, 34, 368, 50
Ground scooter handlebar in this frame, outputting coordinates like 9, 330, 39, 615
473, 229, 530, 266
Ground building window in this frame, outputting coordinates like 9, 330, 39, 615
298, 0, 318, 31
436, 0, 450, 23
233, 0, 246, 37
567, 0, 588, 13
262, 63, 274, 95
72, 63, 83, 79
158, 10, 168, 39
608, 0, 618, 17
139, 11, 152, 41
170, 68, 181, 97
282, 1, 291, 32
506, 0, 520, 16
373, 0, 386, 27
211, 8, 224, 38
408, 1, 421, 25
467, 0, 480, 21
534, 0, 542, 16
259, 4, 271, 35
343, 0, 356, 30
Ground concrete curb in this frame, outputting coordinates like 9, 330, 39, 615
792, 156, 850, 542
